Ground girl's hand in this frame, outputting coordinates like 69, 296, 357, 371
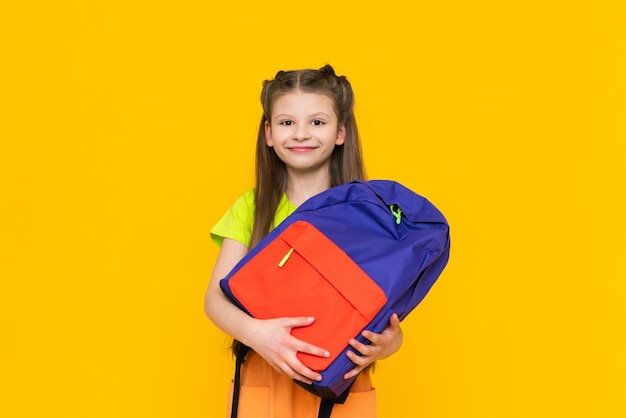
247, 316, 330, 385
343, 313, 403, 380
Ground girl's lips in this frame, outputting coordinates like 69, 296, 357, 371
288, 146, 317, 152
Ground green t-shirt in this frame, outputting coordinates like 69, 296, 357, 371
210, 189, 297, 248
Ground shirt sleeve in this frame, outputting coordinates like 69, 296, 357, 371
210, 189, 255, 248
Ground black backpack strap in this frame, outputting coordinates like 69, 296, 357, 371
230, 344, 251, 418
317, 385, 352, 418
318, 399, 336, 418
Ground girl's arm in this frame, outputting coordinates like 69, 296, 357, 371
204, 237, 330, 385
342, 313, 404, 380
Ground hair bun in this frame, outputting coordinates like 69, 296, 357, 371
318, 64, 337, 77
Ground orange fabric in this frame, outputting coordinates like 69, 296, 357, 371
226, 351, 377, 418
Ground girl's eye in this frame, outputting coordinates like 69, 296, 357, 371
279, 120, 294, 126
312, 119, 325, 126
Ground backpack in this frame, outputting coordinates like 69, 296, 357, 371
220, 180, 450, 418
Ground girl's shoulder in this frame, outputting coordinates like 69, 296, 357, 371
210, 188, 256, 248
233, 188, 256, 210
227, 187, 257, 213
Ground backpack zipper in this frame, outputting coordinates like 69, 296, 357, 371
389, 204, 403, 225
278, 247, 295, 268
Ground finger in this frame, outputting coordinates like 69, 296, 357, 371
343, 352, 366, 379
272, 353, 322, 385
388, 313, 401, 331
288, 356, 323, 383
345, 348, 369, 367
348, 338, 373, 356
361, 313, 401, 343
287, 332, 329, 358
275, 360, 315, 385
361, 330, 383, 345
295, 339, 331, 359
282, 316, 316, 329
343, 365, 364, 380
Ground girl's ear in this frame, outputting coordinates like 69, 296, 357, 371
264, 121, 273, 147
335, 125, 346, 146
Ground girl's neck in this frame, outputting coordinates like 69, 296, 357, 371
285, 170, 332, 207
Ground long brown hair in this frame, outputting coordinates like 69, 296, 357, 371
250, 64, 366, 249
232, 65, 367, 359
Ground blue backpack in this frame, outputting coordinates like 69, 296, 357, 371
220, 180, 450, 418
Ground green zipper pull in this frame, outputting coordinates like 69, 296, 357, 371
390, 204, 402, 225
278, 247, 295, 268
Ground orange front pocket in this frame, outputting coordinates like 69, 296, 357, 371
228, 221, 388, 371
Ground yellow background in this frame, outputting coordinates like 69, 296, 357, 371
1, 1, 624, 417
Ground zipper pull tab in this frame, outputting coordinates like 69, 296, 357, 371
389, 204, 403, 225
278, 247, 295, 268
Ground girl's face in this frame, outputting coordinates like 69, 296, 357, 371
265, 91, 345, 177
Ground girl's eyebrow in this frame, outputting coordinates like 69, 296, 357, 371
274, 112, 331, 119
310, 112, 331, 118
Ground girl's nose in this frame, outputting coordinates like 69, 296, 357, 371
293, 126, 311, 141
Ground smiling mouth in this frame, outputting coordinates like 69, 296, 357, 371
288, 146, 317, 152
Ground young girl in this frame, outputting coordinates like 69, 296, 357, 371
205, 65, 403, 418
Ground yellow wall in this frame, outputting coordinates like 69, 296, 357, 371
1, 1, 624, 417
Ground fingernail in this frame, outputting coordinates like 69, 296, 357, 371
324, 351, 330, 357
307, 317, 315, 322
